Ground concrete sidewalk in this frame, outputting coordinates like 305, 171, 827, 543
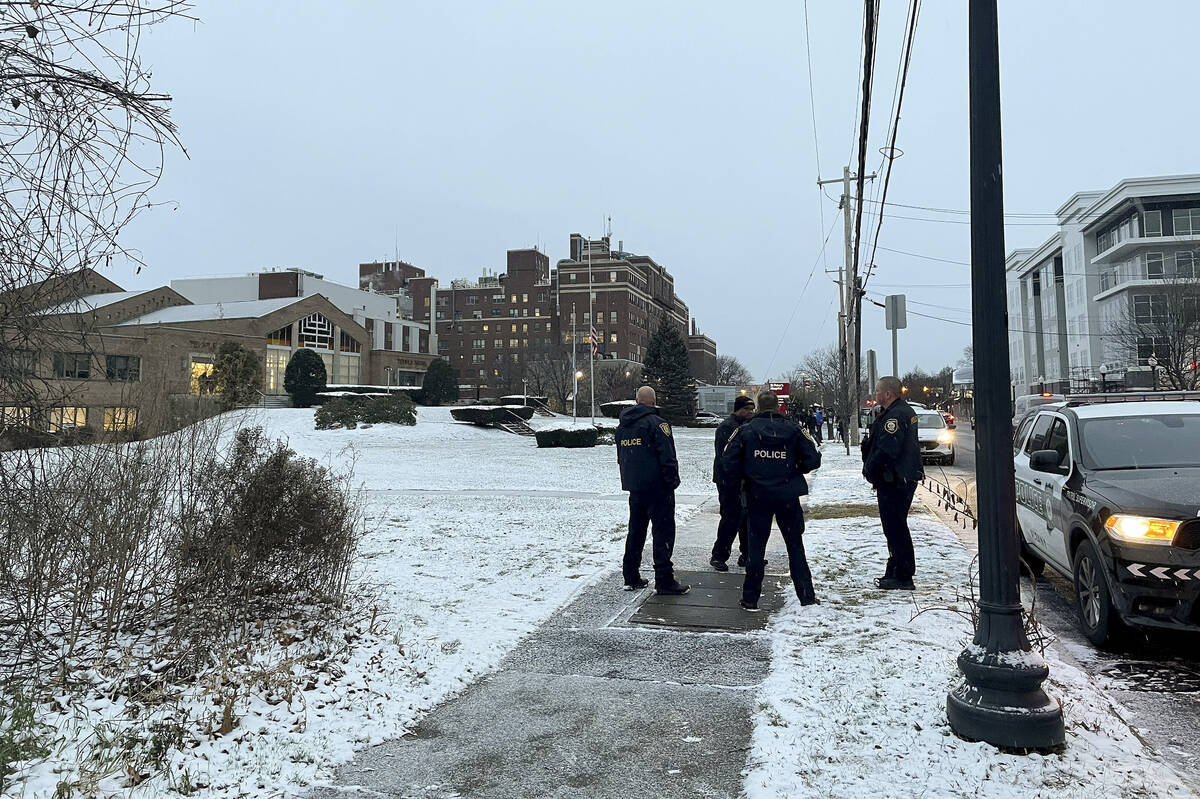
308, 499, 802, 799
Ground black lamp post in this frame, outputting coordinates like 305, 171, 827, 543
1148, 357, 1158, 391
1099, 365, 1107, 393
946, 0, 1065, 749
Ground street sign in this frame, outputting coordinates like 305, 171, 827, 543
885, 294, 907, 330
767, 381, 791, 394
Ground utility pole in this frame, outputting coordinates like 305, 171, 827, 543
946, 0, 1064, 749
819, 167, 874, 447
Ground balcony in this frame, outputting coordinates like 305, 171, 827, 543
1091, 234, 1200, 265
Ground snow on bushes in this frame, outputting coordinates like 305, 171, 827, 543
535, 427, 599, 448
315, 393, 418, 430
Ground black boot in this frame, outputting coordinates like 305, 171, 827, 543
656, 581, 691, 596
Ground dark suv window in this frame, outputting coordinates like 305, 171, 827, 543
1014, 415, 1035, 453
1024, 413, 1055, 455
1043, 418, 1070, 466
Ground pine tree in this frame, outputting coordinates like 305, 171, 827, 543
642, 318, 698, 424
284, 348, 327, 408
213, 341, 263, 410
419, 358, 459, 406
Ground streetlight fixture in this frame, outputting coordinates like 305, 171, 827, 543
947, 0, 1064, 750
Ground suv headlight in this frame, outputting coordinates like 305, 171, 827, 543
1104, 514, 1179, 545
937, 431, 953, 445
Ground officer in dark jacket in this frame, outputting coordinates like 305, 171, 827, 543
861, 375, 924, 590
616, 386, 689, 595
709, 395, 755, 571
720, 391, 822, 610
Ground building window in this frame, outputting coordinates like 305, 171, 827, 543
511, 294, 518, 303
1146, 252, 1165, 280
103, 407, 138, 432
521, 323, 528, 332
334, 355, 360, 384
267, 325, 292, 346
190, 360, 215, 394
510, 324, 517, 333
610, 311, 617, 323
509, 338, 519, 348
610, 271, 617, 282
1174, 209, 1200, 236
610, 333, 618, 343
1133, 294, 1167, 323
472, 354, 484, 364
1136, 336, 1170, 365
437, 296, 449, 307
48, 407, 87, 432
298, 312, 334, 349
438, 340, 450, 353
1144, 210, 1162, 237
493, 338, 502, 349
472, 339, 485, 349
466, 296, 480, 305
339, 331, 362, 353
522, 293, 528, 303
0, 406, 31, 429
53, 352, 90, 379
1176, 250, 1197, 279
424, 297, 430, 307
0, 349, 35, 378
569, 273, 577, 282
511, 353, 520, 363
493, 294, 505, 302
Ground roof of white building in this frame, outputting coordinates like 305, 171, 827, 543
114, 296, 306, 326
40, 290, 152, 315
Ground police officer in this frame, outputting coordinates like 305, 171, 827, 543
861, 376, 924, 590
709, 395, 755, 571
616, 386, 690, 595
721, 390, 822, 611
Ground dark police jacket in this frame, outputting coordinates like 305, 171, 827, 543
720, 411, 821, 500
712, 413, 748, 485
861, 398, 924, 486
616, 404, 680, 493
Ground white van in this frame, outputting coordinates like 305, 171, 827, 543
1012, 393, 1064, 430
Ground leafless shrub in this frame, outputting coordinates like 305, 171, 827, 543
910, 553, 1055, 656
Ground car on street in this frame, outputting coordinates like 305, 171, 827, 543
916, 409, 955, 465
1012, 392, 1064, 430
1013, 396, 1200, 646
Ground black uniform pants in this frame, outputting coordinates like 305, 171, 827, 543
877, 480, 917, 581
623, 490, 677, 587
742, 492, 814, 605
710, 482, 748, 563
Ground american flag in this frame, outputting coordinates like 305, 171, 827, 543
590, 324, 599, 357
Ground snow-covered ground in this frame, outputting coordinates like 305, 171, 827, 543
10, 407, 715, 798
745, 447, 1197, 799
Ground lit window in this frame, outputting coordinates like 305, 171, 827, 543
103, 407, 138, 432
298, 313, 334, 350
48, 407, 87, 432
0, 406, 31, 429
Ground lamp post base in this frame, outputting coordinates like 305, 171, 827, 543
947, 644, 1065, 750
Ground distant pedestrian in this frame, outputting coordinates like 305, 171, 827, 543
616, 386, 690, 595
860, 376, 924, 590
709, 395, 755, 571
813, 408, 824, 445
825, 412, 834, 442
721, 390, 822, 611
836, 418, 845, 443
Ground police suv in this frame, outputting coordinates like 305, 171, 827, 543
1013, 394, 1200, 645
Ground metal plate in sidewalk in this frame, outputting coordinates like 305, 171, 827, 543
627, 570, 791, 632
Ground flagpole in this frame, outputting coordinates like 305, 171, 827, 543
589, 237, 595, 425
571, 301, 577, 423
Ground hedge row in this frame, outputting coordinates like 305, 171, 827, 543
314, 394, 417, 429
535, 427, 598, 448
449, 405, 535, 427
599, 400, 636, 419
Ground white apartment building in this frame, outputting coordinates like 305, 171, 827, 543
1006, 174, 1200, 396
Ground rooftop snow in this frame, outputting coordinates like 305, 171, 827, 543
114, 296, 305, 326
40, 290, 151, 315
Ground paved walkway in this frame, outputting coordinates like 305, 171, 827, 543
309, 499, 801, 799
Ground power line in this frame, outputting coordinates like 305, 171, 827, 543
875, 245, 969, 265
862, 0, 920, 294
863, 295, 1120, 338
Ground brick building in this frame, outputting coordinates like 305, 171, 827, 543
0, 268, 435, 438
357, 234, 718, 401
687, 319, 718, 384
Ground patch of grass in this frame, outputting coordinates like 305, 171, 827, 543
806, 503, 879, 520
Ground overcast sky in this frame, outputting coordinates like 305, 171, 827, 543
117, 1, 1199, 380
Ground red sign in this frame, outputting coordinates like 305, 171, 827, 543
767, 381, 791, 395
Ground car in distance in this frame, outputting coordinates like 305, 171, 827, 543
916, 409, 955, 465
1012, 392, 1064, 430
1013, 395, 1200, 645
